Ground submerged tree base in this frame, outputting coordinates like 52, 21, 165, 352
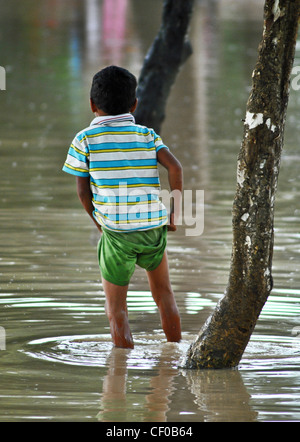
183, 294, 261, 369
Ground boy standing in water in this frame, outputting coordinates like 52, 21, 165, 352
63, 66, 182, 348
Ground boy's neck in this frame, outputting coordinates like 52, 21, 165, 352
94, 109, 109, 117
90, 98, 138, 117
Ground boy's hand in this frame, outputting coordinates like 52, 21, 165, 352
168, 212, 177, 232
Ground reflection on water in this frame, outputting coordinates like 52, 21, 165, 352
1, 0, 300, 422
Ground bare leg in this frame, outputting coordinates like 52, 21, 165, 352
146, 252, 181, 343
102, 278, 134, 349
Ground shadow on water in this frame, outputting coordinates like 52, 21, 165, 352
1, 0, 300, 422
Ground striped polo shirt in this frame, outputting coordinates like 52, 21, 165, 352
62, 114, 169, 232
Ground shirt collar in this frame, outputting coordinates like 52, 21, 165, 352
90, 113, 135, 126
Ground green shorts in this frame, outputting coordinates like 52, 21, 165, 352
97, 226, 167, 286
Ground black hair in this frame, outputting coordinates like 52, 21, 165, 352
90, 66, 137, 115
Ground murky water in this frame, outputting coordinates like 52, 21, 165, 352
1, 0, 300, 422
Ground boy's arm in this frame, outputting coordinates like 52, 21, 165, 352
76, 176, 102, 233
157, 148, 183, 231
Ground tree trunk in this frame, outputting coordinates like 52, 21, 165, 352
184, 0, 300, 370
134, 0, 195, 133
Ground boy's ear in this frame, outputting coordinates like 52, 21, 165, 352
90, 98, 98, 113
130, 98, 138, 113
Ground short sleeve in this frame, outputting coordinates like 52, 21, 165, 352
62, 135, 90, 177
153, 131, 169, 153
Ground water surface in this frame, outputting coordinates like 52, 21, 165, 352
1, 0, 300, 422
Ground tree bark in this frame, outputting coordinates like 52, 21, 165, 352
134, 0, 195, 133
184, 0, 300, 370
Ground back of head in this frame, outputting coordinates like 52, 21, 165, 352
90, 66, 137, 115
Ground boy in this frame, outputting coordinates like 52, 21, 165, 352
62, 66, 182, 349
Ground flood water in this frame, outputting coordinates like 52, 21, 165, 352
1, 0, 300, 422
